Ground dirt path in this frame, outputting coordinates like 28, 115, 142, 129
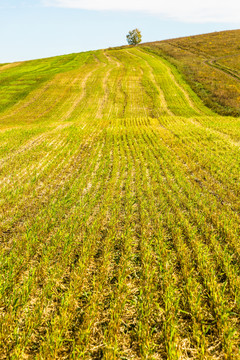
205, 58, 240, 82
167, 41, 240, 83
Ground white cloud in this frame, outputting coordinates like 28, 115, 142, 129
42, 0, 240, 23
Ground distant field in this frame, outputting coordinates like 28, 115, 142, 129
143, 29, 240, 116
0, 44, 240, 359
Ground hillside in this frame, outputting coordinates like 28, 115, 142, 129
143, 29, 240, 116
0, 44, 240, 359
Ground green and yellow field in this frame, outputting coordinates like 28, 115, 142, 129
0, 44, 240, 359
143, 29, 240, 116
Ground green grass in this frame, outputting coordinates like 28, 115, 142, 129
0, 44, 239, 359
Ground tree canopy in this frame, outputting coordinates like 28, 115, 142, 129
126, 28, 142, 45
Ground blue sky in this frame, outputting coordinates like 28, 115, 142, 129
0, 0, 239, 63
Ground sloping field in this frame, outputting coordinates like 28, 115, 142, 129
143, 29, 240, 116
0, 47, 240, 359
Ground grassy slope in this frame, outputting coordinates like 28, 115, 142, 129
0, 45, 240, 359
142, 29, 240, 116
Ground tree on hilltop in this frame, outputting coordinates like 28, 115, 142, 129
126, 28, 142, 45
